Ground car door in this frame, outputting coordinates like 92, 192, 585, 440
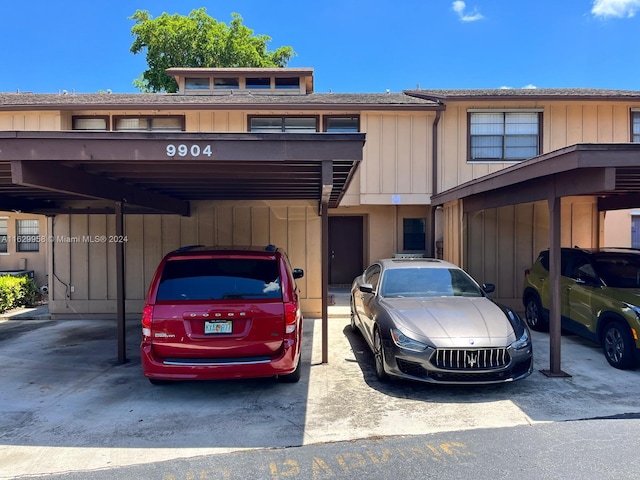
356, 264, 381, 347
565, 255, 599, 334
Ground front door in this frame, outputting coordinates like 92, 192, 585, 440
329, 216, 363, 285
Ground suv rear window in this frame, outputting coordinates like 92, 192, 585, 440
156, 258, 282, 301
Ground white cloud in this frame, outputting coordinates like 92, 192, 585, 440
522, 84, 538, 89
452, 1, 484, 22
592, 0, 640, 18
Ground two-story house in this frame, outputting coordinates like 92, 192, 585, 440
1, 68, 640, 321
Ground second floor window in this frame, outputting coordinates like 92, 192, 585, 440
469, 111, 541, 161
114, 116, 184, 132
249, 116, 318, 133
632, 112, 640, 142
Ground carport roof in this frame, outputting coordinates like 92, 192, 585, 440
0, 131, 366, 214
431, 143, 640, 212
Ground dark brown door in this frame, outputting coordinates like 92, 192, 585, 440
329, 216, 363, 285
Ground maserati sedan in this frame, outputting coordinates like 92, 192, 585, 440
350, 257, 533, 384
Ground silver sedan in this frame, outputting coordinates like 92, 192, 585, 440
350, 258, 533, 384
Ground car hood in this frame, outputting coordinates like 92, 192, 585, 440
380, 297, 517, 348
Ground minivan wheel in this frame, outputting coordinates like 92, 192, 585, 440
373, 328, 390, 382
525, 295, 549, 332
278, 359, 301, 383
602, 321, 637, 370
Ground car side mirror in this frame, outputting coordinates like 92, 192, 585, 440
482, 283, 495, 294
359, 283, 374, 294
293, 268, 304, 279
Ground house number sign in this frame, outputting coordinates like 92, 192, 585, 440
166, 144, 213, 158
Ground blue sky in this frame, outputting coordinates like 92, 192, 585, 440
1, 0, 639, 94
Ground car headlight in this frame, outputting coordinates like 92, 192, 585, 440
390, 328, 429, 352
511, 328, 531, 351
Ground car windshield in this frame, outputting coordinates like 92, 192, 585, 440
156, 258, 282, 301
594, 255, 640, 288
380, 267, 484, 298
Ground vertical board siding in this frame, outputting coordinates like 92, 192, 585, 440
69, 215, 89, 300
381, 115, 397, 194
88, 215, 108, 300
50, 201, 322, 316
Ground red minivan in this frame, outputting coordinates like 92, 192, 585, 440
141, 245, 304, 384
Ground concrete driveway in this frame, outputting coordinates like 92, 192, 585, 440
2, 289, 640, 478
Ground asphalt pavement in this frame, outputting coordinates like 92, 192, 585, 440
1, 288, 640, 479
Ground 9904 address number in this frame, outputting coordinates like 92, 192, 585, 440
166, 144, 213, 158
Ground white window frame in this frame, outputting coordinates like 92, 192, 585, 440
468, 109, 542, 162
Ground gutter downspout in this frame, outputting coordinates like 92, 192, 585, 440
430, 108, 442, 257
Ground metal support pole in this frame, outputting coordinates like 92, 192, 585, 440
321, 200, 329, 364
115, 201, 127, 364
542, 189, 570, 377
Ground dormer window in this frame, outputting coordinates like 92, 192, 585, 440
275, 77, 299, 90
185, 78, 210, 90
214, 77, 239, 89
246, 77, 271, 89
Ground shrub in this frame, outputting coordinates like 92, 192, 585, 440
0, 275, 38, 313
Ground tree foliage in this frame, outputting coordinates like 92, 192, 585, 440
129, 8, 296, 93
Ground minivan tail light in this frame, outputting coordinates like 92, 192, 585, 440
284, 302, 298, 334
142, 304, 153, 338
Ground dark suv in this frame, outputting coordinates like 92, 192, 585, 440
141, 245, 304, 384
523, 247, 640, 369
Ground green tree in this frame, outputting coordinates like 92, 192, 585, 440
130, 8, 296, 93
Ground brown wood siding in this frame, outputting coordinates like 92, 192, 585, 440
49, 200, 326, 317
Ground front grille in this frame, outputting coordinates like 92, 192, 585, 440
431, 348, 510, 370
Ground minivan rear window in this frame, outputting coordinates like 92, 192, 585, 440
156, 258, 282, 301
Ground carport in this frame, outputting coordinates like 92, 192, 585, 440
0, 130, 366, 364
431, 143, 640, 376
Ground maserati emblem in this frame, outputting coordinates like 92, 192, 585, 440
466, 353, 478, 368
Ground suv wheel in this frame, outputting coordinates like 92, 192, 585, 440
602, 321, 637, 370
524, 295, 549, 332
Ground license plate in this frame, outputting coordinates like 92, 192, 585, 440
204, 320, 232, 334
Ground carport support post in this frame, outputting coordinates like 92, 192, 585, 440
322, 199, 329, 364
543, 190, 570, 377
115, 201, 127, 364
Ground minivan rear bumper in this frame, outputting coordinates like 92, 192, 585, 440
141, 339, 300, 381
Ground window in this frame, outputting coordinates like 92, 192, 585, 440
324, 116, 360, 132
246, 77, 271, 89
275, 77, 299, 90
72, 116, 108, 131
403, 218, 426, 251
0, 218, 7, 253
16, 219, 39, 252
185, 77, 210, 90
469, 112, 541, 161
157, 258, 282, 301
632, 112, 640, 142
249, 116, 318, 133
214, 77, 239, 89
114, 116, 184, 132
